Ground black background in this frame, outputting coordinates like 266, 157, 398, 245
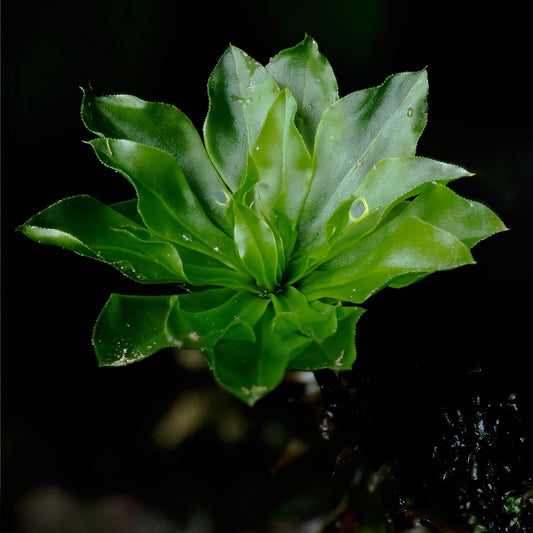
2, 1, 532, 531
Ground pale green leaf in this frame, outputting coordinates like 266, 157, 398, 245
298, 216, 475, 303
266, 34, 338, 151
298, 70, 429, 251
204, 46, 280, 191
251, 89, 312, 225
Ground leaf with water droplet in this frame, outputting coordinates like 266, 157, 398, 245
17, 194, 187, 283
81, 90, 229, 231
298, 70, 429, 253
89, 138, 241, 271
267, 34, 338, 151
204, 45, 280, 191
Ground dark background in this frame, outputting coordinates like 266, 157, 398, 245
2, 1, 532, 531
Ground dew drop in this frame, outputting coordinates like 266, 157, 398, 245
214, 189, 230, 206
254, 145, 260, 151
349, 197, 369, 221
182, 234, 192, 242
407, 107, 414, 117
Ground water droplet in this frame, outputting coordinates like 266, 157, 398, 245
182, 234, 192, 242
349, 197, 369, 221
357, 159, 364, 167
407, 107, 414, 117
254, 145, 260, 151
188, 332, 200, 342
213, 246, 220, 252
230, 95, 252, 106
214, 189, 230, 206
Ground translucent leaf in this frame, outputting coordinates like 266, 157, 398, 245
94, 288, 269, 367
251, 89, 312, 225
271, 286, 338, 343
298, 70, 428, 251
212, 304, 311, 405
266, 34, 338, 151
298, 216, 475, 303
89, 138, 241, 271
400, 182, 508, 247
18, 195, 186, 283
288, 305, 365, 371
110, 198, 254, 290
316, 156, 473, 264
81, 91, 230, 230
231, 199, 281, 292
204, 46, 280, 191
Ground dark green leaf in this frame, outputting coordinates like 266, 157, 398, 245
89, 138, 241, 271
94, 288, 269, 367
271, 286, 338, 343
110, 199, 144, 225
82, 91, 230, 231
18, 195, 186, 283
288, 305, 365, 371
212, 304, 309, 405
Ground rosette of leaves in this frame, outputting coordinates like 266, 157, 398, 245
19, 37, 506, 405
